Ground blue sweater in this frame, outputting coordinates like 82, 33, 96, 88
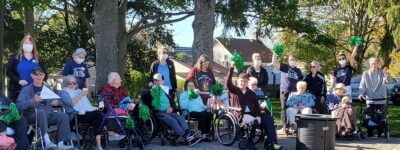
285, 92, 315, 107
179, 91, 207, 112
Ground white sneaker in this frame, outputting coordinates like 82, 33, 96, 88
58, 144, 73, 150
108, 133, 125, 141
45, 142, 57, 150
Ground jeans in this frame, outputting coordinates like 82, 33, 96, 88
156, 111, 189, 137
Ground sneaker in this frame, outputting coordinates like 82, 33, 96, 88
185, 130, 201, 142
108, 133, 126, 141
189, 137, 202, 146
45, 142, 57, 150
273, 144, 283, 150
58, 144, 73, 150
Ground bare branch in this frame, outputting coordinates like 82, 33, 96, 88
50, 5, 94, 35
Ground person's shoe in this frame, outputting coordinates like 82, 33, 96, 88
189, 137, 202, 146
45, 142, 57, 150
108, 133, 125, 141
273, 144, 283, 150
57, 144, 73, 150
185, 130, 201, 142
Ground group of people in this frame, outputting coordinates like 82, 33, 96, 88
0, 33, 395, 150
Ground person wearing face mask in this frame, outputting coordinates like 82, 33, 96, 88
331, 46, 358, 95
6, 33, 47, 102
302, 61, 327, 114
247, 53, 269, 94
149, 47, 177, 100
61, 48, 90, 89
272, 53, 303, 130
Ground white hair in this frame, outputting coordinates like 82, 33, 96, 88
368, 57, 381, 67
108, 72, 120, 84
74, 48, 87, 56
296, 81, 307, 89
249, 77, 258, 85
63, 75, 77, 88
311, 61, 320, 70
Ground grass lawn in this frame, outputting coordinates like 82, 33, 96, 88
269, 99, 400, 137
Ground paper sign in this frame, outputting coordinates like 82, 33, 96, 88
160, 85, 170, 95
40, 86, 61, 99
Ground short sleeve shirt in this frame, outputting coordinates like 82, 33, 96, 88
279, 64, 303, 92
61, 60, 90, 89
334, 65, 353, 86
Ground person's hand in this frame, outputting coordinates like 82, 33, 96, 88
19, 80, 28, 86
148, 82, 154, 87
293, 104, 298, 108
51, 100, 60, 106
320, 97, 325, 104
128, 103, 135, 110
231, 61, 236, 67
166, 107, 173, 113
260, 101, 266, 109
80, 89, 89, 96
33, 95, 42, 103
256, 117, 261, 124
194, 89, 200, 93
358, 95, 365, 101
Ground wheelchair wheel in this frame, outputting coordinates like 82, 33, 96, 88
136, 116, 156, 144
215, 113, 238, 146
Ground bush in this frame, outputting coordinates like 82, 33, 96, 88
175, 52, 188, 60
176, 79, 186, 92
124, 69, 150, 99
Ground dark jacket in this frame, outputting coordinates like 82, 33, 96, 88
225, 67, 261, 121
149, 59, 177, 92
140, 86, 177, 111
302, 71, 327, 97
246, 66, 269, 91
6, 53, 47, 93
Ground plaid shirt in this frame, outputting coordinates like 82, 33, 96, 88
99, 84, 129, 108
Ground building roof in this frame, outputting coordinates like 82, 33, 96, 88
172, 57, 237, 78
215, 37, 273, 62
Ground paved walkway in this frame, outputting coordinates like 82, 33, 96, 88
107, 129, 400, 150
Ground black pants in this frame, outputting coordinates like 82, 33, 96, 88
315, 96, 326, 114
77, 110, 104, 135
365, 104, 387, 136
7, 90, 20, 102
0, 117, 29, 149
189, 111, 213, 134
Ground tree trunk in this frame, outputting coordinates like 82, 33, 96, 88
191, 0, 215, 65
94, 0, 119, 91
0, 0, 4, 91
117, 0, 128, 81
24, 0, 35, 35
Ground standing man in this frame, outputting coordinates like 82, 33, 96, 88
303, 61, 327, 114
272, 53, 303, 129
247, 53, 269, 95
331, 46, 358, 96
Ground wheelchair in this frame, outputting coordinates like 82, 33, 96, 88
215, 106, 265, 150
359, 98, 389, 141
24, 106, 75, 150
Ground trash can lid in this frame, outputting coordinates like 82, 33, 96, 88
295, 114, 337, 121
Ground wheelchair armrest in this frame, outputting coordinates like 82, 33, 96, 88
52, 105, 65, 113
227, 107, 242, 112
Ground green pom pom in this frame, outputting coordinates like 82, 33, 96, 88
188, 88, 199, 100
151, 85, 162, 110
210, 83, 223, 96
230, 51, 245, 72
349, 36, 363, 46
0, 104, 21, 125
139, 104, 150, 121
125, 115, 135, 129
265, 99, 272, 113
273, 44, 285, 58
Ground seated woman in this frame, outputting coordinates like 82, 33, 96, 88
99, 72, 136, 141
0, 92, 29, 150
143, 73, 201, 145
59, 75, 104, 150
326, 83, 349, 113
335, 96, 356, 136
179, 78, 213, 142
285, 81, 315, 133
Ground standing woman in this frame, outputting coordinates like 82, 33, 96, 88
61, 48, 90, 89
6, 33, 47, 101
149, 47, 177, 100
247, 53, 269, 94
187, 54, 216, 103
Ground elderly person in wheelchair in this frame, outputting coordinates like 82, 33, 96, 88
0, 92, 29, 149
59, 75, 104, 150
179, 77, 213, 142
285, 81, 315, 134
16, 67, 73, 150
225, 62, 282, 150
142, 73, 202, 146
98, 72, 136, 141
358, 57, 388, 137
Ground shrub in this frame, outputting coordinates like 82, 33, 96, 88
124, 69, 150, 99
175, 52, 188, 60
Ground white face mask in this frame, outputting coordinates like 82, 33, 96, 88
289, 60, 296, 67
74, 57, 84, 64
162, 54, 168, 61
254, 60, 262, 66
339, 60, 347, 66
23, 44, 33, 52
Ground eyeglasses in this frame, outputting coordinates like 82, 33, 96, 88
338, 58, 346, 60
67, 81, 77, 85
33, 73, 45, 76
311, 66, 317, 68
251, 84, 257, 86
162, 52, 169, 54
